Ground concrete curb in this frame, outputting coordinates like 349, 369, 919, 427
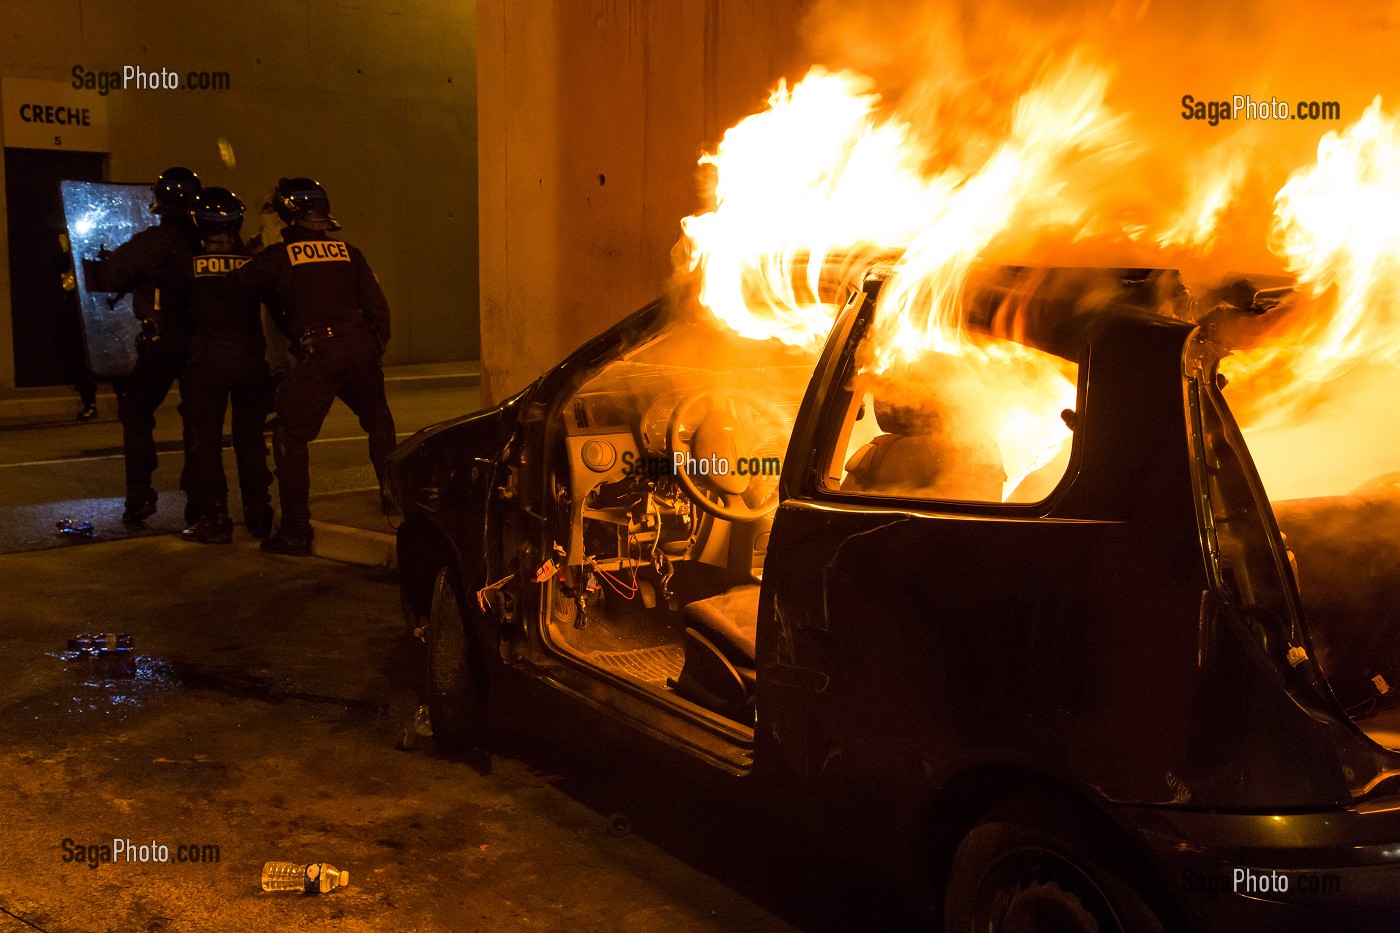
310, 518, 397, 570
0, 361, 480, 428
0, 390, 120, 427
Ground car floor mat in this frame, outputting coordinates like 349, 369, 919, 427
587, 643, 685, 689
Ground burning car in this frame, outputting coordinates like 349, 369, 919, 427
389, 261, 1400, 932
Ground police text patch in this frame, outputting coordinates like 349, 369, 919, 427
287, 241, 351, 265
193, 255, 250, 277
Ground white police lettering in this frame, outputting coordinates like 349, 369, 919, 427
287, 241, 350, 266
193, 255, 249, 277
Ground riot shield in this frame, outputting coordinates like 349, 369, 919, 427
59, 181, 155, 378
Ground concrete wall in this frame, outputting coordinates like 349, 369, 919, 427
476, 0, 811, 403
0, 0, 478, 388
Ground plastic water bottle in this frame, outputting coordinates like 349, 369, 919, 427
56, 518, 94, 537
260, 861, 350, 894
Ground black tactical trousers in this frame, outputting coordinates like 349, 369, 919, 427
181, 341, 273, 517
273, 333, 396, 528
119, 336, 190, 491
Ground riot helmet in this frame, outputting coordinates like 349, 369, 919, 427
190, 187, 245, 237
151, 166, 202, 215
271, 177, 341, 231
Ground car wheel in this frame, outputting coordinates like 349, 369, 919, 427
427, 566, 485, 751
944, 796, 1168, 933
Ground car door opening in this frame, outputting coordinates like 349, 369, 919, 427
539, 313, 812, 725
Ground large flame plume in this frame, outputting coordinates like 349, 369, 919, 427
1231, 99, 1400, 390
679, 56, 1119, 498
676, 3, 1400, 503
1218, 98, 1400, 498
678, 68, 933, 348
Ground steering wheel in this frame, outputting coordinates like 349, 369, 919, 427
666, 389, 787, 522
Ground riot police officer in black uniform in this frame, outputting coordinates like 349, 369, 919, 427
230, 178, 396, 555
86, 166, 201, 524
179, 188, 275, 543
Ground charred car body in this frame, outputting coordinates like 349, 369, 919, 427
389, 266, 1400, 932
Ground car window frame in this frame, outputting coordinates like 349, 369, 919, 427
799, 277, 1089, 517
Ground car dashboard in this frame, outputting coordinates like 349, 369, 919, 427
556, 361, 805, 585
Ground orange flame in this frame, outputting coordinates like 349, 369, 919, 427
680, 57, 1117, 499
1215, 97, 1400, 499
1268, 97, 1400, 378
1222, 98, 1400, 416
870, 56, 1117, 367
678, 35, 1400, 504
679, 68, 933, 348
1156, 143, 1251, 253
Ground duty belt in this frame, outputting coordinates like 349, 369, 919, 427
300, 320, 367, 340
298, 318, 368, 356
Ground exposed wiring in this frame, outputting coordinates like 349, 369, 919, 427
1346, 696, 1379, 719
475, 573, 515, 613
649, 494, 662, 561
586, 555, 640, 598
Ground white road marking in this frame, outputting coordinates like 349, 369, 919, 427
383, 372, 479, 383
0, 432, 418, 470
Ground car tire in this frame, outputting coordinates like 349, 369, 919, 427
426, 566, 485, 751
944, 795, 1169, 933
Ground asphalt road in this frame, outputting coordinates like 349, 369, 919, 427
0, 537, 813, 932
0, 377, 890, 932
0, 376, 481, 553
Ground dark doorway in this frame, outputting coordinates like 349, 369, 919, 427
5, 147, 105, 387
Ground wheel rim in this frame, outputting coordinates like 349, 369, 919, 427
974, 846, 1120, 933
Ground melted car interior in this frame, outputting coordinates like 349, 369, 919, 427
541, 315, 813, 726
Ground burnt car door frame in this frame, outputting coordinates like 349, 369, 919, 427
501, 293, 764, 774
751, 272, 1381, 868
757, 276, 1121, 843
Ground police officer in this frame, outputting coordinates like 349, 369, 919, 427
86, 166, 201, 524
179, 188, 275, 543
230, 178, 396, 555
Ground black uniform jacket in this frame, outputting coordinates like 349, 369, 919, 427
228, 225, 390, 347
84, 218, 200, 334
188, 249, 265, 355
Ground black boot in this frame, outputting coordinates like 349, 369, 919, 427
244, 499, 274, 540
261, 522, 314, 556
122, 485, 158, 524
181, 510, 233, 544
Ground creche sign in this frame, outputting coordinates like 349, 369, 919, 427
2, 77, 109, 152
